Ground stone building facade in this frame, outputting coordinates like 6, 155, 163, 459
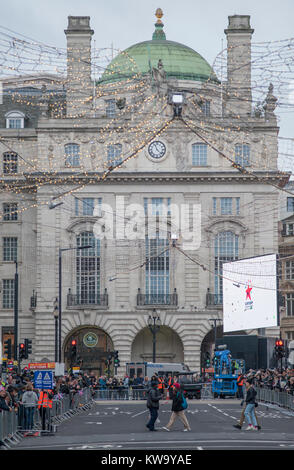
0, 12, 287, 375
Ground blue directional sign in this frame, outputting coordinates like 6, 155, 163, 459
34, 370, 53, 390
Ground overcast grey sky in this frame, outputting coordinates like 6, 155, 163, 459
1, 0, 294, 140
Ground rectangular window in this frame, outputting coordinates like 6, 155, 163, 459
3, 153, 18, 174
8, 119, 22, 129
144, 198, 171, 216
286, 293, 294, 316
285, 261, 294, 280
192, 143, 207, 166
3, 279, 14, 309
75, 198, 101, 216
236, 197, 240, 215
106, 99, 116, 118
212, 197, 217, 215
3, 203, 18, 221
220, 198, 232, 215
3, 237, 17, 261
212, 197, 240, 216
200, 100, 210, 117
145, 237, 169, 302
235, 144, 250, 166
107, 144, 122, 165
287, 197, 294, 212
286, 224, 294, 236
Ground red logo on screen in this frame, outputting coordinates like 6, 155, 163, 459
245, 283, 252, 300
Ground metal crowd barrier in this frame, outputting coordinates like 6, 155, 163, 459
256, 386, 294, 411
0, 410, 22, 449
94, 384, 213, 400
94, 386, 147, 400
0, 387, 94, 448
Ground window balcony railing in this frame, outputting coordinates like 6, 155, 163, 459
137, 288, 178, 306
67, 288, 108, 307
206, 291, 223, 307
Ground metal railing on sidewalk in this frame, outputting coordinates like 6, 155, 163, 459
256, 386, 294, 412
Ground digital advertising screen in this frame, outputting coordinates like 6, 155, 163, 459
222, 253, 278, 332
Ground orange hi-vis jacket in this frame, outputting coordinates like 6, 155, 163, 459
157, 377, 164, 391
237, 375, 244, 387
38, 390, 53, 409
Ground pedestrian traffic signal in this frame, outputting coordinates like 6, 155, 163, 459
113, 350, 120, 368
24, 338, 32, 359
4, 338, 12, 359
19, 342, 26, 360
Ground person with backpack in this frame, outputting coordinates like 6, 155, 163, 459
162, 382, 191, 432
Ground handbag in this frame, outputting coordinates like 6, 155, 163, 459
254, 402, 258, 407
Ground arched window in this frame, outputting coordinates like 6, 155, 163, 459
5, 110, 25, 129
3, 152, 18, 174
214, 231, 239, 303
65, 143, 80, 167
192, 143, 207, 166
107, 144, 122, 165
235, 144, 250, 166
76, 232, 100, 305
145, 235, 170, 304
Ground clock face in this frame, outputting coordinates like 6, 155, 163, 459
148, 141, 166, 160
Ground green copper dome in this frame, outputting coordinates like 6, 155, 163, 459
99, 13, 218, 84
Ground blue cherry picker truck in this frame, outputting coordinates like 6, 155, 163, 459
212, 346, 245, 398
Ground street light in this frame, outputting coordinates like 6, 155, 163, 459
209, 318, 223, 351
147, 309, 161, 363
58, 244, 92, 362
53, 297, 59, 362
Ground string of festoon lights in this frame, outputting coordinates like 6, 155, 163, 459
1, 26, 294, 225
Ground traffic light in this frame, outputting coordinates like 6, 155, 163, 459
4, 339, 12, 359
113, 350, 120, 368
275, 339, 285, 359
24, 338, 32, 359
70, 339, 77, 362
19, 342, 26, 360
205, 352, 211, 367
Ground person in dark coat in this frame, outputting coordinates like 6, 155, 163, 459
146, 380, 161, 431
0, 389, 12, 412
162, 382, 191, 431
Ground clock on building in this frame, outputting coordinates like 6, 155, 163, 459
148, 140, 166, 160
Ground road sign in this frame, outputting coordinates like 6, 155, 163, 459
34, 370, 53, 390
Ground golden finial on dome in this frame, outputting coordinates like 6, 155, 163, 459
155, 8, 163, 24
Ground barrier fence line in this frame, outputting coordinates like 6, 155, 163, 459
0, 387, 94, 449
256, 386, 294, 411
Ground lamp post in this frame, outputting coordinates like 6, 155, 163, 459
209, 318, 223, 352
58, 244, 92, 363
53, 297, 59, 362
147, 309, 161, 363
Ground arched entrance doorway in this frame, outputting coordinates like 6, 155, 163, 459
64, 326, 114, 376
131, 326, 184, 363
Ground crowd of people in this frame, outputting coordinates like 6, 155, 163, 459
242, 368, 294, 394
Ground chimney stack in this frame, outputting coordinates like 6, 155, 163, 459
224, 15, 254, 116
65, 16, 94, 117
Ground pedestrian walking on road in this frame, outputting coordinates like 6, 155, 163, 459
233, 397, 261, 431
162, 383, 191, 432
146, 380, 161, 431
241, 379, 259, 431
